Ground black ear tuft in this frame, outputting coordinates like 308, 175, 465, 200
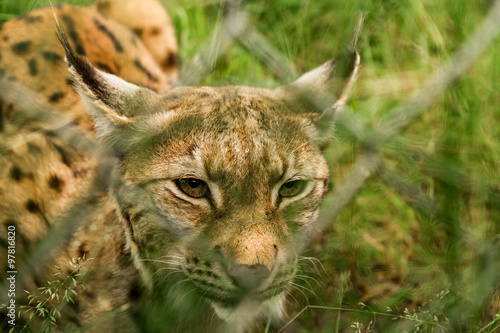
278, 14, 362, 113
275, 15, 362, 147
52, 15, 162, 139
55, 24, 110, 100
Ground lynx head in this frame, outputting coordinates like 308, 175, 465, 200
58, 28, 359, 330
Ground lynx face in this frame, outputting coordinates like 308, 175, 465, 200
58, 27, 359, 329
121, 87, 332, 323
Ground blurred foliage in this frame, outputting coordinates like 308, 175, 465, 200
166, 0, 500, 331
1, 0, 499, 331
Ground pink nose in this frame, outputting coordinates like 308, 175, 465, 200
228, 264, 271, 290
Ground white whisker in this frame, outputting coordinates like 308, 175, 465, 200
285, 290, 300, 308
298, 256, 328, 277
295, 273, 320, 285
294, 275, 319, 291
290, 282, 312, 304
176, 287, 198, 306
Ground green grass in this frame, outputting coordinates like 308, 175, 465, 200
1, 0, 500, 332
170, 1, 500, 331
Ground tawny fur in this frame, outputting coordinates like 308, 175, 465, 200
0, 2, 359, 332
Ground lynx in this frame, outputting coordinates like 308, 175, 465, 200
0, 1, 359, 332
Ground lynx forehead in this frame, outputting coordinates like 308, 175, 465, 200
129, 87, 325, 182
0, 1, 359, 331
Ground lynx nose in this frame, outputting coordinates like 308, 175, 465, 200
228, 264, 270, 290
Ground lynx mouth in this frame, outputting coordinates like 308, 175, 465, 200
182, 256, 296, 308
209, 292, 287, 330
195, 279, 289, 308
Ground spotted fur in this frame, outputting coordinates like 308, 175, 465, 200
0, 1, 359, 332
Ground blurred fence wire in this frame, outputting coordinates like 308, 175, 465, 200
2, 0, 500, 331
179, 0, 500, 255
177, 0, 500, 329
309, 0, 500, 243
178, 0, 298, 85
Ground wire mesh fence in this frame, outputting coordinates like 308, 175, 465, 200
1, 0, 500, 332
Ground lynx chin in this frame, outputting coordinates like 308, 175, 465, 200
0, 0, 360, 331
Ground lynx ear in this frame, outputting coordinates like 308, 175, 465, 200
277, 18, 362, 147
56, 27, 160, 140
279, 15, 362, 117
278, 49, 360, 116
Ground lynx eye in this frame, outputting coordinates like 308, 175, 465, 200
176, 178, 209, 198
279, 180, 307, 198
